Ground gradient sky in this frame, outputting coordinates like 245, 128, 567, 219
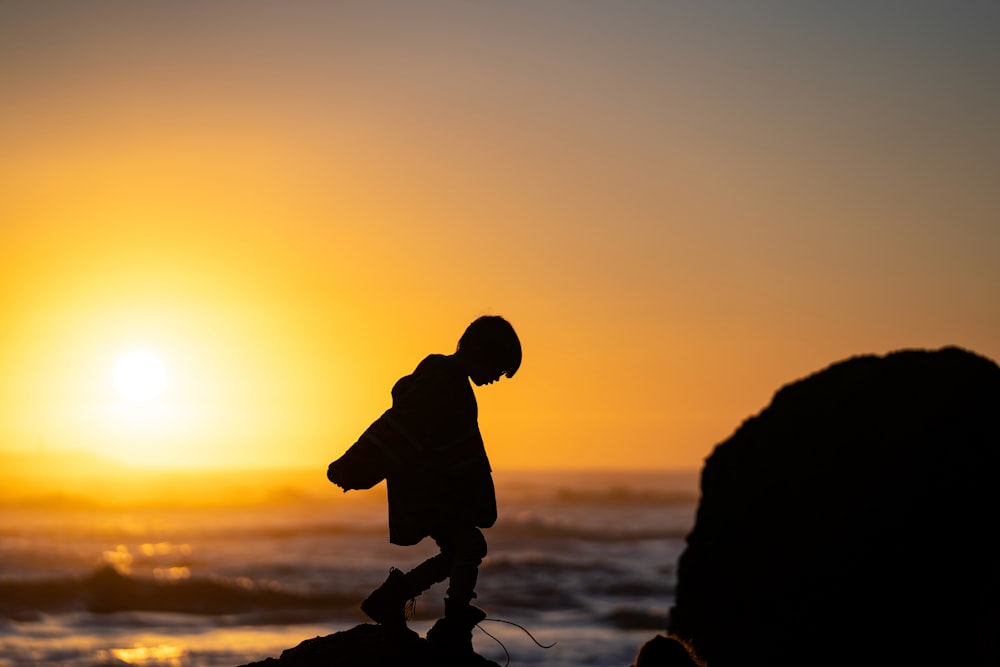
2, 2, 998, 472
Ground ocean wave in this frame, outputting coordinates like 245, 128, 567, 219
0, 565, 356, 621
490, 514, 688, 542
486, 553, 625, 574
603, 605, 670, 630
552, 487, 697, 506
187, 513, 686, 544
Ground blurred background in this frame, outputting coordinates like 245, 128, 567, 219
1, 2, 998, 664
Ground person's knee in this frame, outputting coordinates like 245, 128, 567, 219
466, 527, 487, 560
433, 526, 487, 562
452, 527, 486, 562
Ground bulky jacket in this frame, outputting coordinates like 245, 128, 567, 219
327, 354, 497, 546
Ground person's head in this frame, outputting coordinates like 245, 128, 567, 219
456, 315, 521, 386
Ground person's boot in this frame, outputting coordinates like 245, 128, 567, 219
426, 597, 487, 657
361, 568, 415, 630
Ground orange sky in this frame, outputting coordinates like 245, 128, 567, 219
2, 2, 998, 474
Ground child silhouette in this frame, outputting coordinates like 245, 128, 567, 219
327, 315, 521, 657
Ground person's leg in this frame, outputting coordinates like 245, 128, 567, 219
442, 526, 487, 606
427, 526, 488, 656
401, 533, 455, 594
361, 533, 457, 627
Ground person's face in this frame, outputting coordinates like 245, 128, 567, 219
467, 351, 505, 386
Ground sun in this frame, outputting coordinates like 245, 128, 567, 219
113, 349, 168, 401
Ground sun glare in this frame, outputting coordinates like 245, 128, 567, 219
114, 350, 168, 402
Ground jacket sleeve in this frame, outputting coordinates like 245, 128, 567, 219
327, 416, 396, 490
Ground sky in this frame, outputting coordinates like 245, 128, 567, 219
2, 1, 998, 476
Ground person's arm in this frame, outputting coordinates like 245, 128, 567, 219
327, 416, 395, 491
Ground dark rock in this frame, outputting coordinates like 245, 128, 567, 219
631, 635, 703, 667
238, 623, 501, 667
669, 347, 1000, 666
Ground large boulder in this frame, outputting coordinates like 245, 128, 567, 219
669, 347, 1000, 666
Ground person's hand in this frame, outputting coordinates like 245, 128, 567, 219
327, 461, 345, 489
327, 461, 355, 492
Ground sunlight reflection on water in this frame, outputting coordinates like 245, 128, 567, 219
153, 566, 191, 580
107, 643, 184, 666
103, 544, 134, 574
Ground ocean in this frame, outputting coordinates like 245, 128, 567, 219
0, 469, 697, 667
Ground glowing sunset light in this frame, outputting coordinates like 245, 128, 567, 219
110, 644, 184, 664
113, 350, 168, 402
0, 2, 997, 478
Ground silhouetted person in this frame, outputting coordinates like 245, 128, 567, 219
327, 315, 521, 658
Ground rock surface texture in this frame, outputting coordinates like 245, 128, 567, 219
669, 347, 1000, 666
239, 623, 501, 667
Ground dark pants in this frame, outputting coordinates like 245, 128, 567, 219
403, 525, 487, 605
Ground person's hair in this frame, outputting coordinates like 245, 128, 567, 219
457, 315, 522, 378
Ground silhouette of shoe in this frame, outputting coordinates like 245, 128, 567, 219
426, 599, 487, 657
361, 567, 414, 629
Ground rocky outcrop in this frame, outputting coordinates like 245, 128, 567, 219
239, 623, 501, 667
669, 347, 1000, 666
631, 634, 704, 666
